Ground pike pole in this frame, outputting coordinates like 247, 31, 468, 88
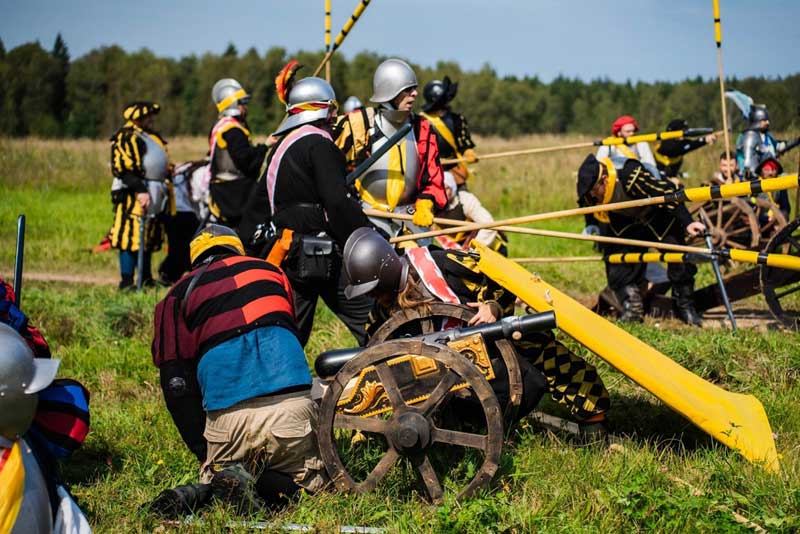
441, 128, 718, 166
388, 175, 800, 244
324, 0, 332, 82
137, 216, 146, 290
14, 215, 25, 306
314, 0, 373, 77
713, 0, 733, 181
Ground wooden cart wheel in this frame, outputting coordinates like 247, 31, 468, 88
688, 197, 760, 250
368, 302, 523, 425
751, 197, 788, 249
318, 339, 504, 503
760, 217, 800, 330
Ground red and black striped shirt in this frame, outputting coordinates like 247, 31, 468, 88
152, 255, 297, 367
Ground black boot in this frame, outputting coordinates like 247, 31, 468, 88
146, 483, 211, 518
211, 464, 265, 514
118, 275, 135, 291
673, 283, 702, 326
615, 285, 644, 322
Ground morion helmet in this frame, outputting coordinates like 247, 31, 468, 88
0, 323, 60, 443
342, 96, 363, 114
370, 59, 418, 104
189, 224, 245, 266
212, 78, 251, 117
274, 77, 337, 135
343, 227, 407, 299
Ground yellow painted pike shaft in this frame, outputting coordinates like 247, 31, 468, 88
607, 252, 712, 264
313, 0, 372, 76
599, 129, 684, 146
325, 0, 331, 50
474, 242, 779, 471
390, 175, 800, 244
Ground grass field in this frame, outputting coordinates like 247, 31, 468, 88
1, 136, 799, 532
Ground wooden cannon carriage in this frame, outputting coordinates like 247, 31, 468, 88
312, 245, 779, 503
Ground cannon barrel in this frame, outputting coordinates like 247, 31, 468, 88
314, 311, 557, 379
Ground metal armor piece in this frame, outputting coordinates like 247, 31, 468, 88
0, 323, 60, 442
212, 78, 250, 118
274, 77, 337, 135
358, 112, 419, 210
370, 59, 418, 104
10, 439, 54, 534
342, 227, 408, 299
738, 130, 766, 174
342, 96, 363, 114
748, 105, 769, 131
135, 131, 170, 217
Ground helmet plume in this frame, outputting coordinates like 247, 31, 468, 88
275, 60, 303, 106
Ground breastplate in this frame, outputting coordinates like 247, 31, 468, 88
135, 132, 168, 181
359, 116, 420, 209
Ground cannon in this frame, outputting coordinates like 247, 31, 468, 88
313, 244, 778, 504
314, 309, 555, 503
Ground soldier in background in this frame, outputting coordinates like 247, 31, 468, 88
736, 104, 800, 179
207, 79, 268, 228
109, 101, 169, 289
342, 95, 363, 114
420, 76, 478, 189
596, 115, 658, 169
335, 59, 447, 237
654, 118, 716, 181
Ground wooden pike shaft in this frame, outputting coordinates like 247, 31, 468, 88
314, 0, 372, 76
442, 129, 722, 166
513, 256, 602, 264
713, 0, 733, 181
388, 175, 800, 244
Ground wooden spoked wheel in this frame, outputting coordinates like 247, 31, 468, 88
317, 339, 504, 503
689, 197, 761, 250
760, 217, 800, 331
751, 197, 788, 249
368, 302, 523, 424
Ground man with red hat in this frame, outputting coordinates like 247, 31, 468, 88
596, 115, 657, 169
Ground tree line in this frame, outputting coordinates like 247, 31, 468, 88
1, 35, 799, 139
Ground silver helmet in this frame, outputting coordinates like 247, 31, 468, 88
274, 77, 337, 135
0, 323, 60, 443
748, 105, 769, 131
212, 78, 251, 117
343, 227, 408, 299
343, 96, 363, 114
370, 59, 418, 104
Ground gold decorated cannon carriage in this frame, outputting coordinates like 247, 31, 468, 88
313, 245, 780, 503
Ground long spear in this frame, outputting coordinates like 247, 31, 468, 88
324, 0, 332, 82
713, 0, 733, 181
388, 174, 800, 244
442, 128, 717, 166
512, 253, 715, 265
314, 0, 372, 77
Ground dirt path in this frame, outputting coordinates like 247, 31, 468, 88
25, 271, 118, 286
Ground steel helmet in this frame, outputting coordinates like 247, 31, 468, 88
370, 59, 418, 104
422, 76, 458, 112
748, 105, 770, 131
343, 227, 408, 299
274, 77, 337, 135
0, 323, 60, 442
212, 78, 251, 117
342, 96, 363, 114
189, 224, 246, 266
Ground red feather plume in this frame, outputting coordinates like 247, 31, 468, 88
275, 60, 303, 105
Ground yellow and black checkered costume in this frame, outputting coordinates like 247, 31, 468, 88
109, 102, 166, 253
367, 248, 610, 422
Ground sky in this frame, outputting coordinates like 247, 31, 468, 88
2, 0, 798, 82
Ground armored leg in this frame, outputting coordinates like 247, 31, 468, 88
514, 332, 610, 423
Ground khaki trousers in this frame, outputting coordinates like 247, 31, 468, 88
200, 391, 327, 492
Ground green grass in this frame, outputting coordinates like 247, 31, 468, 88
3, 136, 800, 532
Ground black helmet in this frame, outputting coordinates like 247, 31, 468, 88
422, 76, 458, 112
342, 227, 408, 299
189, 224, 245, 266
666, 118, 688, 132
748, 105, 770, 131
